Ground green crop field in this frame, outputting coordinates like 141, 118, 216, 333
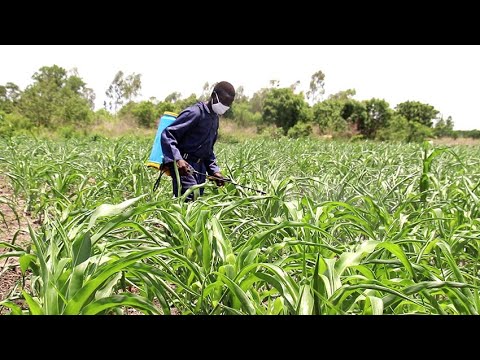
1, 136, 479, 315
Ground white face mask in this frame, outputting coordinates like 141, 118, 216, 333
212, 91, 230, 115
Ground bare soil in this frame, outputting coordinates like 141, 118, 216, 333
0, 175, 36, 314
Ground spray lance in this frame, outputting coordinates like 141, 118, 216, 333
187, 168, 266, 195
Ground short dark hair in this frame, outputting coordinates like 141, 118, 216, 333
213, 81, 235, 98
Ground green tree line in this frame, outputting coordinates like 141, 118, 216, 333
1, 64, 477, 142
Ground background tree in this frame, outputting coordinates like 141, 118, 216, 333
199, 82, 211, 102
0, 82, 21, 113
224, 85, 246, 121
131, 101, 157, 127
234, 86, 248, 103
434, 115, 454, 137
164, 92, 182, 103
105, 71, 124, 113
357, 98, 392, 139
230, 101, 260, 126
19, 65, 94, 127
312, 89, 365, 135
0, 110, 32, 136
328, 88, 356, 101
60, 70, 96, 123
82, 88, 96, 110
405, 121, 434, 142
445, 115, 454, 130
395, 101, 439, 127
105, 71, 142, 113
249, 87, 273, 116
20, 65, 66, 126
387, 101, 439, 142
155, 101, 176, 119
123, 73, 142, 103
263, 88, 310, 135
172, 94, 198, 113
287, 122, 313, 138
269, 80, 280, 88
290, 80, 301, 92
312, 99, 347, 133
376, 114, 410, 142
68, 68, 95, 110
306, 70, 325, 105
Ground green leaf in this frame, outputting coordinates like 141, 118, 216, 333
28, 224, 50, 305
245, 221, 334, 249
0, 241, 25, 252
255, 272, 293, 309
88, 195, 146, 230
22, 291, 44, 315
324, 258, 341, 295
237, 262, 299, 305
215, 272, 256, 315
19, 254, 36, 274
403, 280, 477, 294
364, 296, 383, 315
67, 261, 89, 300
211, 217, 232, 262
297, 285, 314, 315
312, 253, 325, 315
90, 208, 142, 245
243, 249, 260, 267
94, 273, 122, 300
435, 241, 465, 283
331, 283, 428, 309
202, 223, 212, 271
272, 297, 284, 315
0, 251, 25, 260
0, 301, 23, 315
64, 248, 170, 314
81, 293, 161, 315
72, 231, 91, 267
378, 242, 415, 281
335, 252, 364, 277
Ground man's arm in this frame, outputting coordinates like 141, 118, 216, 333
205, 130, 224, 185
205, 152, 220, 176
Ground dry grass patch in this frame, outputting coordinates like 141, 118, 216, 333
432, 137, 480, 146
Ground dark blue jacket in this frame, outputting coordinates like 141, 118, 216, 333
161, 102, 220, 175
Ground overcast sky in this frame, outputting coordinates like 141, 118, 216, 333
1, 45, 479, 130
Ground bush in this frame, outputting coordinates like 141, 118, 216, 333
287, 122, 313, 138
132, 101, 157, 128
257, 124, 284, 139
57, 125, 83, 139
375, 114, 409, 142
94, 109, 115, 123
406, 121, 434, 143
349, 134, 365, 142
263, 88, 310, 134
217, 132, 241, 144
0, 111, 34, 136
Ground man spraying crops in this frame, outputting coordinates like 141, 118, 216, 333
160, 81, 236, 200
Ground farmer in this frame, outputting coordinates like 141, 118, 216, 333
160, 81, 236, 200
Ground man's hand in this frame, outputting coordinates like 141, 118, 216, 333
212, 172, 226, 187
176, 159, 191, 176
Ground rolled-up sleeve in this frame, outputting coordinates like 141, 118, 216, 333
161, 108, 199, 164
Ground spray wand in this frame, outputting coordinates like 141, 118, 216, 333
188, 168, 266, 195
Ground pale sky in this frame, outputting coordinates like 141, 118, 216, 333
1, 45, 479, 130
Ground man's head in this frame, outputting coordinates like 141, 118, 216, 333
211, 81, 235, 115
